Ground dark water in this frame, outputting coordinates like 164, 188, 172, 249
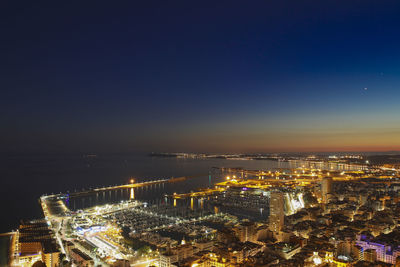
0, 235, 10, 266
0, 153, 290, 232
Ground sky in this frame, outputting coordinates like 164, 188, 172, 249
1, 1, 400, 153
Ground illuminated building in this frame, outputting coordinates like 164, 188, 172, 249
363, 249, 377, 263
159, 251, 178, 267
356, 235, 400, 264
321, 177, 333, 203
213, 241, 263, 264
331, 257, 355, 267
235, 221, 257, 242
193, 240, 214, 251
270, 242, 302, 260
284, 192, 305, 215
159, 244, 194, 267
304, 252, 323, 266
269, 191, 284, 232
70, 248, 94, 266
19, 241, 42, 256
14, 220, 60, 267
191, 253, 232, 267
337, 238, 361, 261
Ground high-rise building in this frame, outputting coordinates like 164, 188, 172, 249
235, 221, 257, 242
321, 177, 333, 203
269, 192, 284, 232
363, 249, 377, 263
337, 238, 361, 260
12, 220, 60, 267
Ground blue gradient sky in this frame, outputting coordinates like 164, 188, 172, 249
1, 1, 400, 153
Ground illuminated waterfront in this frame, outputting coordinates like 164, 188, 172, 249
0, 154, 291, 232
3, 151, 400, 266
23, 161, 398, 266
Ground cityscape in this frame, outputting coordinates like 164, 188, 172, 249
3, 154, 400, 266
2, 1, 400, 267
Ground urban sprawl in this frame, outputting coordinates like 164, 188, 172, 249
5, 154, 400, 267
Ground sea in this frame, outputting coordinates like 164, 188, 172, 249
0, 153, 298, 233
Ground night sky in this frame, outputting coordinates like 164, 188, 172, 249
2, 1, 400, 153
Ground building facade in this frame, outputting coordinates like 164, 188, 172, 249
269, 192, 284, 233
